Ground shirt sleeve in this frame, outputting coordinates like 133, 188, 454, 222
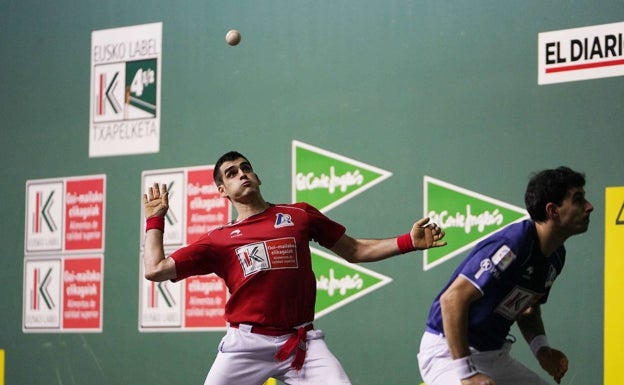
169, 235, 215, 281
459, 241, 517, 293
301, 203, 346, 249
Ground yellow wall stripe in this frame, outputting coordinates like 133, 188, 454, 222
0, 349, 4, 385
604, 187, 624, 385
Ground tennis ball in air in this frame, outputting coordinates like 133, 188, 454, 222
226, 30, 241, 46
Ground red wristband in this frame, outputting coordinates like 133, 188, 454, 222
146, 216, 165, 232
397, 232, 415, 253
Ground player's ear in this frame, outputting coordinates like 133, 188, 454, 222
545, 202, 559, 220
218, 184, 228, 198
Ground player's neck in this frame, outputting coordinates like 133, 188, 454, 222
233, 197, 270, 222
534, 221, 566, 257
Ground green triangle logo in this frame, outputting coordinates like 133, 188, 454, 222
292, 140, 392, 213
312, 247, 392, 318
423, 176, 529, 270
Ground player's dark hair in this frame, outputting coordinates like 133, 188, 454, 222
213, 151, 250, 186
524, 166, 586, 221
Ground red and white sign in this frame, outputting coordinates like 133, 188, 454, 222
184, 275, 227, 328
65, 178, 105, 251
25, 175, 106, 254
186, 168, 228, 244
141, 166, 230, 247
139, 165, 231, 331
23, 256, 103, 332
143, 171, 185, 246
23, 258, 62, 331
24, 175, 106, 334
139, 269, 183, 329
62, 257, 103, 330
25, 181, 64, 253
538, 21, 624, 84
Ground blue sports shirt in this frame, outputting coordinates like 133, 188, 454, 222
424, 220, 565, 351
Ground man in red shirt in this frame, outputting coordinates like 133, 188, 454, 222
143, 151, 446, 385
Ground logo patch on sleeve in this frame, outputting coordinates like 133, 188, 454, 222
491, 245, 515, 271
236, 237, 298, 276
475, 258, 494, 279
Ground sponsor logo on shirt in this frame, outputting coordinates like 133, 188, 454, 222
495, 286, 544, 320
274, 213, 294, 228
491, 245, 515, 271
235, 237, 299, 276
475, 258, 494, 279
230, 229, 242, 238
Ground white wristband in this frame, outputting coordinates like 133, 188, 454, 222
452, 356, 478, 380
529, 335, 549, 357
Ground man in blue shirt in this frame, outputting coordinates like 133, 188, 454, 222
418, 167, 593, 385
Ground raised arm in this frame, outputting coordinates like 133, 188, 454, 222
330, 217, 446, 263
143, 182, 176, 282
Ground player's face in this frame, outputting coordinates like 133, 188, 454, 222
217, 158, 261, 200
554, 186, 593, 236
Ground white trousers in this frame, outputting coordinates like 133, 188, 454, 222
417, 331, 552, 385
204, 326, 352, 385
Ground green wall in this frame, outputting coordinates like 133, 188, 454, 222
2, 1, 622, 384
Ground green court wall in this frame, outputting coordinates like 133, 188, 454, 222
1, 1, 622, 384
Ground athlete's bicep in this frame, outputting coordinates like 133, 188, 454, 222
330, 234, 357, 262
439, 276, 482, 358
145, 255, 177, 282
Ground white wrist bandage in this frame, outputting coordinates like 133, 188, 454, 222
529, 335, 550, 357
452, 356, 479, 380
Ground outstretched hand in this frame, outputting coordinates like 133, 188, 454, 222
411, 217, 447, 250
143, 182, 169, 218
537, 347, 568, 384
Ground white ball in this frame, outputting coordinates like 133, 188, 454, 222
225, 29, 241, 46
